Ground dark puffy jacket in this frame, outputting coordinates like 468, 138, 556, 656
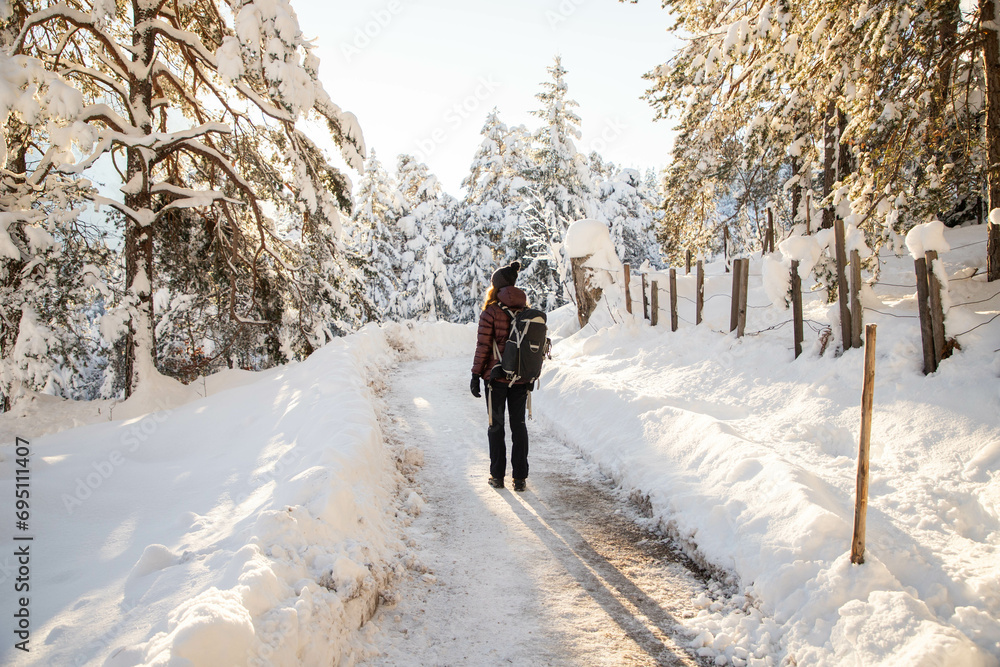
471, 286, 528, 382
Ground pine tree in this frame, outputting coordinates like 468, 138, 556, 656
0, 37, 115, 407
349, 149, 403, 321
593, 165, 661, 269
644, 0, 987, 272
394, 155, 454, 321
455, 110, 533, 318
521, 56, 594, 311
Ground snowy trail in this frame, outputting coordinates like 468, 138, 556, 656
360, 356, 714, 666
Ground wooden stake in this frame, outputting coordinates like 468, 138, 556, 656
696, 260, 704, 326
650, 281, 659, 327
851, 323, 878, 565
730, 257, 742, 332
669, 268, 678, 332
834, 219, 852, 351
914, 257, 936, 374
926, 250, 946, 365
642, 273, 650, 320
685, 249, 692, 274
792, 260, 804, 359
850, 249, 863, 349
624, 263, 632, 315
737, 258, 749, 337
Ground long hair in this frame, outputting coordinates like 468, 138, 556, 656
482, 285, 499, 310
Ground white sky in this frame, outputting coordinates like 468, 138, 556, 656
294, 0, 681, 195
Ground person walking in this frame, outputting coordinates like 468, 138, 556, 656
470, 261, 530, 491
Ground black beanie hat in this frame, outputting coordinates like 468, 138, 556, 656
491, 261, 521, 289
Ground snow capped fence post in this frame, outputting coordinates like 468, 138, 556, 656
834, 220, 853, 352
669, 269, 678, 332
925, 250, 946, 366
914, 257, 938, 374
792, 260, 804, 359
851, 324, 878, 565
650, 281, 659, 327
850, 249, 864, 349
624, 263, 633, 315
565, 220, 622, 328
641, 273, 649, 320
696, 260, 704, 325
907, 221, 951, 373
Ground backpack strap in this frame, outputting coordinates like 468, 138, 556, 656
486, 381, 493, 427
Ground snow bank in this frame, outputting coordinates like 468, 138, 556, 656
536, 226, 999, 666
0, 320, 474, 667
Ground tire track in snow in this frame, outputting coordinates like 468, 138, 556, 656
359, 356, 716, 666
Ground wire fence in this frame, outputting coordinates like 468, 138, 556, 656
599, 248, 998, 365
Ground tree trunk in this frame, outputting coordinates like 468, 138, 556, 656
822, 101, 837, 229
123, 0, 158, 396
570, 255, 602, 328
837, 108, 851, 183
791, 154, 802, 225
983, 0, 1000, 280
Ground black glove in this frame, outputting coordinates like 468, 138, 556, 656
470, 373, 481, 398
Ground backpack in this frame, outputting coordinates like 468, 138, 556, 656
491, 306, 550, 385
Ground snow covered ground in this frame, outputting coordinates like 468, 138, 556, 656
0, 224, 998, 666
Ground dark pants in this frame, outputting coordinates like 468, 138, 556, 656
485, 381, 529, 480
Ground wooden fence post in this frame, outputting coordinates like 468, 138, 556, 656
650, 281, 659, 327
914, 257, 936, 374
696, 260, 704, 325
925, 250, 946, 366
730, 257, 742, 332
624, 263, 632, 315
737, 258, 749, 337
686, 249, 692, 274
792, 260, 804, 359
850, 249, 863, 349
851, 323, 878, 565
669, 268, 678, 332
642, 273, 650, 320
834, 219, 853, 352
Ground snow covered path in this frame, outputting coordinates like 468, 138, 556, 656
360, 356, 716, 666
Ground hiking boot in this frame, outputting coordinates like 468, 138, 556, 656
488, 476, 504, 489
513, 478, 526, 492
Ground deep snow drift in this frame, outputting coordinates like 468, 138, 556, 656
0, 224, 997, 666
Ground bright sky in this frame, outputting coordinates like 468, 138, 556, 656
294, 0, 681, 195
